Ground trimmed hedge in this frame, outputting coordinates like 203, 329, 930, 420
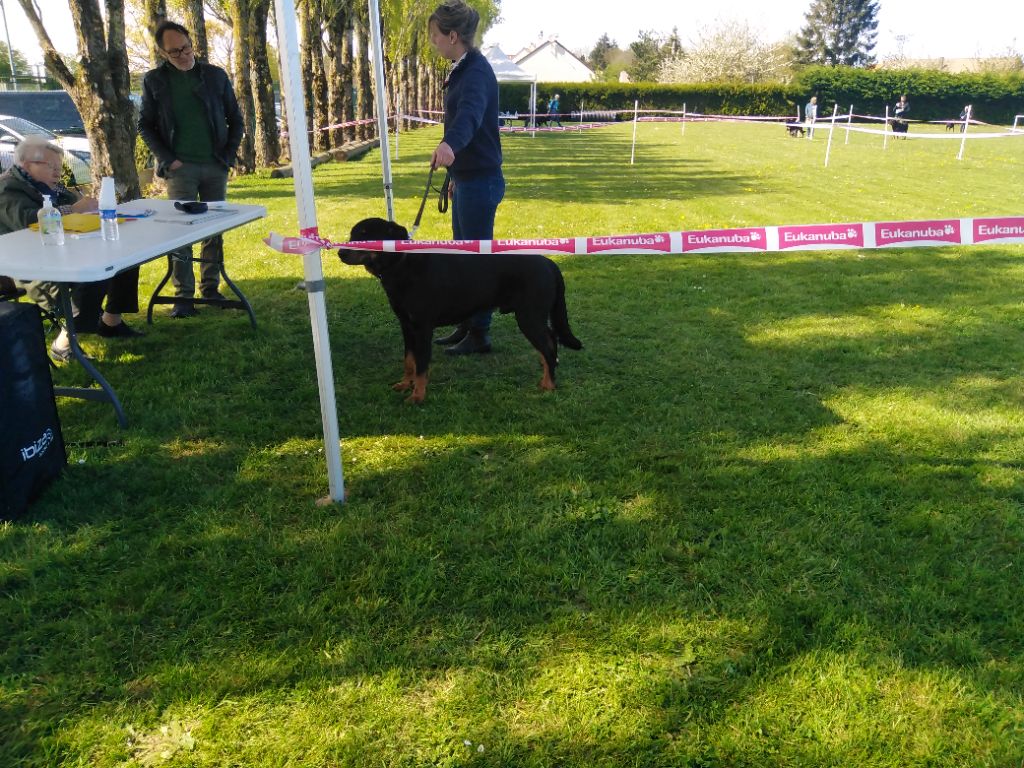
497, 68, 1024, 124
796, 66, 1024, 124
497, 82, 801, 118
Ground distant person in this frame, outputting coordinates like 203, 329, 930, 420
548, 93, 561, 127
804, 96, 817, 139
138, 20, 244, 319
0, 136, 142, 361
959, 106, 970, 133
892, 94, 910, 136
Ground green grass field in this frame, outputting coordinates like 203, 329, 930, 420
3, 120, 1024, 767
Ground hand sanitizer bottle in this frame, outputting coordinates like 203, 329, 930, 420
38, 195, 65, 246
99, 176, 119, 241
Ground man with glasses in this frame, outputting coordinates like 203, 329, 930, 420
139, 20, 244, 319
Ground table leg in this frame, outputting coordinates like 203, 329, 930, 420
146, 255, 175, 325
146, 255, 256, 329
51, 284, 128, 428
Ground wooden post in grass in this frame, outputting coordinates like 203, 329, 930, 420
845, 104, 853, 144
630, 100, 639, 165
824, 103, 839, 167
275, 0, 345, 504
957, 105, 972, 161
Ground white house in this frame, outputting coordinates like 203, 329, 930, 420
512, 38, 596, 83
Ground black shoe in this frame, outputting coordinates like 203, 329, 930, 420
434, 323, 470, 346
201, 291, 228, 302
97, 319, 145, 338
444, 329, 491, 355
170, 303, 198, 319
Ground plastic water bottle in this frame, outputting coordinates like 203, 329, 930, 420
38, 195, 65, 246
99, 176, 119, 241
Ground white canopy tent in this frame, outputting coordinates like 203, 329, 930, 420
483, 44, 538, 131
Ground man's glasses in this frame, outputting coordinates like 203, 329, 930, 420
164, 44, 192, 58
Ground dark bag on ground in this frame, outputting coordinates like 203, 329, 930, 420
0, 301, 66, 518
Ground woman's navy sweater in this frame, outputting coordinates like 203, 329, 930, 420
443, 48, 503, 181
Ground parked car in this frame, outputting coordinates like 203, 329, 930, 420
0, 90, 85, 135
0, 114, 92, 186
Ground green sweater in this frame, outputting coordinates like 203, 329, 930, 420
168, 65, 215, 164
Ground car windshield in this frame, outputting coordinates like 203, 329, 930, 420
0, 116, 57, 140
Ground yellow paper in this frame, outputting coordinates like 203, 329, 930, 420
29, 213, 128, 233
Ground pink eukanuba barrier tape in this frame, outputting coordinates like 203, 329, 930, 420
265, 216, 1024, 257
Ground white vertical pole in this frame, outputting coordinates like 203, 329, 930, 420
274, 0, 344, 503
0, 0, 17, 90
844, 104, 853, 144
957, 104, 972, 161
579, 99, 584, 123
883, 104, 890, 150
367, 0, 395, 220
681, 102, 686, 136
630, 99, 639, 165
824, 103, 839, 167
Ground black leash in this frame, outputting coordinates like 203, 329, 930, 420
409, 165, 450, 238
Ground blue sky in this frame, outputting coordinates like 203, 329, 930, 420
5, 0, 1022, 68
483, 0, 1024, 60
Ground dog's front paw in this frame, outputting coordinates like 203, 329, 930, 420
405, 392, 425, 405
392, 379, 413, 392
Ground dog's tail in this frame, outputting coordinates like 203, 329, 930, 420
550, 264, 583, 350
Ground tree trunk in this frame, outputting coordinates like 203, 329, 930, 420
300, 0, 330, 152
339, 16, 355, 144
325, 5, 353, 147
355, 18, 374, 140
141, 0, 167, 67
18, 0, 140, 199
181, 0, 208, 61
249, 0, 280, 165
228, 0, 256, 172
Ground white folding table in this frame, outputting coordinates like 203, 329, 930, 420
0, 198, 267, 426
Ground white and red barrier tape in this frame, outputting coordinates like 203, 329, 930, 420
265, 216, 1024, 257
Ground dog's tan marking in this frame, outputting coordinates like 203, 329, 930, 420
539, 354, 556, 391
392, 351, 415, 391
407, 372, 429, 404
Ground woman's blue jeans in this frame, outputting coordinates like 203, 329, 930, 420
451, 172, 505, 330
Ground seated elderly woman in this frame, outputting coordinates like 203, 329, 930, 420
0, 135, 143, 361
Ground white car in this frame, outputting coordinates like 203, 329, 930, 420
0, 114, 92, 186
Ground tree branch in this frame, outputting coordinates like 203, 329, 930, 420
14, 0, 75, 85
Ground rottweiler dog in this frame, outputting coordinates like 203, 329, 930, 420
786, 123, 805, 138
339, 217, 583, 404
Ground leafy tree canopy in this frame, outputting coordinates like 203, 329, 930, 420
0, 42, 31, 81
796, 0, 879, 67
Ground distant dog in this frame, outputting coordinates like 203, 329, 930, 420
786, 123, 805, 137
339, 217, 583, 403
944, 121, 957, 131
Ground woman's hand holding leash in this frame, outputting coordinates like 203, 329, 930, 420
431, 141, 455, 169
